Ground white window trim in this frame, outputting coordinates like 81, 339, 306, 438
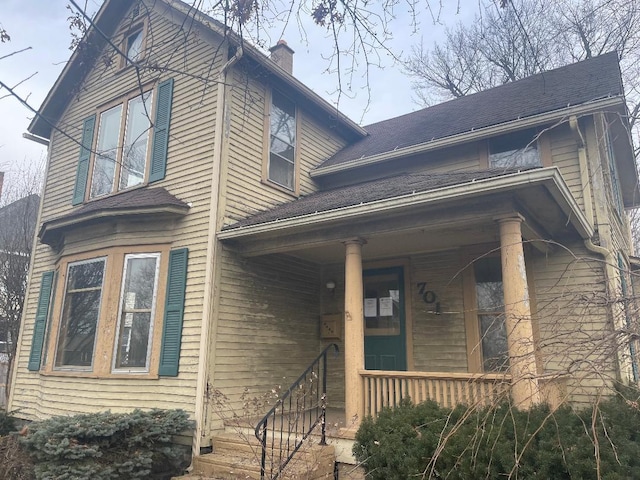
54, 256, 107, 372
111, 252, 161, 374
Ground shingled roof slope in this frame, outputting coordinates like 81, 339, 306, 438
319, 52, 623, 169
223, 169, 525, 230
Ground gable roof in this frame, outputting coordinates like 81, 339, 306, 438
28, 0, 366, 141
316, 52, 624, 173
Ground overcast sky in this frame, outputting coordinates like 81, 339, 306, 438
0, 0, 478, 199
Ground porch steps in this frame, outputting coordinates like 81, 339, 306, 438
189, 433, 335, 479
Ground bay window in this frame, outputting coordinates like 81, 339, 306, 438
113, 254, 160, 372
55, 258, 106, 368
42, 246, 179, 377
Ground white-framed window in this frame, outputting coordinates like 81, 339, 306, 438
268, 90, 297, 190
54, 257, 106, 369
112, 253, 160, 373
489, 129, 541, 169
89, 90, 154, 199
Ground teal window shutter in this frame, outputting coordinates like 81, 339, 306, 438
149, 78, 174, 183
72, 115, 96, 205
28, 271, 55, 371
158, 247, 188, 376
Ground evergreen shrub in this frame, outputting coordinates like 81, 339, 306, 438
0, 410, 17, 436
20, 409, 193, 480
354, 394, 640, 480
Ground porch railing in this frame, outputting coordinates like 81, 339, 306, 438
254, 343, 339, 480
360, 370, 511, 417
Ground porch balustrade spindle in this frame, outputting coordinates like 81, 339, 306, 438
359, 371, 511, 417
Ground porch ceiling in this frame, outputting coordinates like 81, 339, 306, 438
218, 168, 592, 263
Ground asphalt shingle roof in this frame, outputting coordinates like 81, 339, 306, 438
223, 169, 526, 230
45, 187, 188, 225
319, 52, 623, 169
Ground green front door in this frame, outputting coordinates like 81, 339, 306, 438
364, 267, 407, 371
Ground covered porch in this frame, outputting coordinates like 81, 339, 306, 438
217, 168, 591, 428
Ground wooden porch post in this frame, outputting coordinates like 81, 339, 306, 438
343, 238, 366, 427
497, 215, 540, 408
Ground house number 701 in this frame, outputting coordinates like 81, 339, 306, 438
416, 282, 437, 304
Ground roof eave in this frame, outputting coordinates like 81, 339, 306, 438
38, 204, 189, 246
30, 0, 367, 141
29, 0, 129, 139
163, 0, 367, 139
311, 96, 626, 178
218, 167, 593, 240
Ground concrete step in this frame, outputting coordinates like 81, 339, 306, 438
192, 433, 335, 480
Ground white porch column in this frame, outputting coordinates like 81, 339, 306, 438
497, 215, 540, 408
343, 238, 366, 427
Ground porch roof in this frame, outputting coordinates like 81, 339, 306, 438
224, 169, 524, 230
218, 167, 593, 259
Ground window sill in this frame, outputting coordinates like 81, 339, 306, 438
85, 182, 148, 204
261, 179, 299, 198
40, 369, 159, 380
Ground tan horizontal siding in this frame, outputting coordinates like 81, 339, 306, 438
549, 126, 585, 212
411, 251, 468, 372
221, 68, 349, 225
11, 2, 225, 420
206, 248, 322, 433
531, 242, 617, 406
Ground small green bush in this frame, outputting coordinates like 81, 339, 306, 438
20, 409, 194, 480
354, 394, 640, 480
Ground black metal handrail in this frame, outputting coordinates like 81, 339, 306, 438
254, 343, 339, 480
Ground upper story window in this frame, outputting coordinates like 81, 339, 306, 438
90, 91, 154, 199
119, 19, 147, 69
489, 129, 541, 169
125, 29, 144, 63
72, 78, 173, 206
268, 90, 297, 190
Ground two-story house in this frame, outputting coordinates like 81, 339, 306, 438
8, 0, 639, 475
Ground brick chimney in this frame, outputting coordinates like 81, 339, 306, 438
269, 40, 294, 75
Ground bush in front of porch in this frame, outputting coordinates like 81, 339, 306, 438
353, 391, 640, 479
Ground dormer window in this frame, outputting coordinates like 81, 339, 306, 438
267, 90, 297, 191
489, 129, 541, 169
90, 90, 154, 199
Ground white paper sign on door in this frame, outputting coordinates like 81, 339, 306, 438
379, 297, 393, 317
364, 298, 377, 317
